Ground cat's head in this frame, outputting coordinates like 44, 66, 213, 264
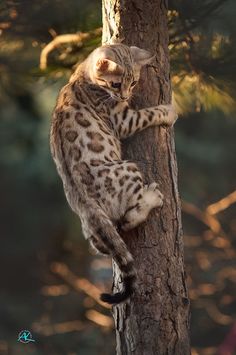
90, 44, 154, 102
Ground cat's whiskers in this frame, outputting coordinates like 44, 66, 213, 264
102, 95, 113, 106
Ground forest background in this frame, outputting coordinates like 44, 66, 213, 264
0, 0, 236, 354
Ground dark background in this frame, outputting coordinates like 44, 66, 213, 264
0, 0, 235, 354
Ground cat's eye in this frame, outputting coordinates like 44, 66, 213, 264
111, 82, 121, 89
131, 81, 138, 87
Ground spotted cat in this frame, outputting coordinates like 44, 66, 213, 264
50, 43, 177, 304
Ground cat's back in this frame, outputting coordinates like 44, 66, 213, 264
50, 78, 121, 173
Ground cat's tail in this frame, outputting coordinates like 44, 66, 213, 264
83, 201, 137, 304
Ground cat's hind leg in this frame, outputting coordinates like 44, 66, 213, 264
93, 161, 163, 231
121, 182, 164, 231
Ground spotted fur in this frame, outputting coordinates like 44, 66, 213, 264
50, 43, 177, 304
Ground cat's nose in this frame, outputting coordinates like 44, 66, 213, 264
120, 95, 128, 101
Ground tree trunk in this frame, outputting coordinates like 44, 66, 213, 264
102, 1, 191, 354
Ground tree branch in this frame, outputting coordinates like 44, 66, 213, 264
40, 28, 102, 70
206, 190, 236, 215
182, 200, 224, 235
50, 262, 111, 309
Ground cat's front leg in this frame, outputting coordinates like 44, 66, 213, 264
111, 103, 178, 139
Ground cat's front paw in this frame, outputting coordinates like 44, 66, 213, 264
159, 104, 178, 126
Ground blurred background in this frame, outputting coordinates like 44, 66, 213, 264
0, 0, 235, 354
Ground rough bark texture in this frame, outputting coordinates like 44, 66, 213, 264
102, 1, 191, 354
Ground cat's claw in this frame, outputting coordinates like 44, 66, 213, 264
166, 104, 178, 126
158, 104, 178, 126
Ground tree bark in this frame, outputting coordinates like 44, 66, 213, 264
102, 1, 191, 354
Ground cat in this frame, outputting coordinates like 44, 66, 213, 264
50, 43, 177, 304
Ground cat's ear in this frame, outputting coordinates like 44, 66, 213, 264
130, 46, 155, 66
95, 58, 123, 76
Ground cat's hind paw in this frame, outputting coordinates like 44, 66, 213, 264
143, 182, 164, 208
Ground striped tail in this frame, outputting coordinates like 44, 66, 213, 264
95, 225, 137, 304
85, 207, 137, 304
